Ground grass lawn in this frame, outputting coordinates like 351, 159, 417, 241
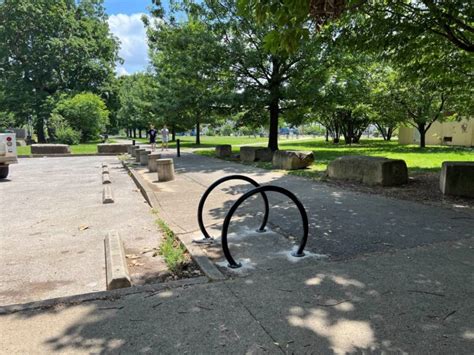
196, 137, 474, 178
17, 139, 116, 155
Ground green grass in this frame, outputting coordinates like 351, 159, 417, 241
17, 139, 116, 155
196, 137, 474, 178
156, 219, 188, 274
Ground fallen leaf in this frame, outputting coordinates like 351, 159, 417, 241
78, 225, 89, 231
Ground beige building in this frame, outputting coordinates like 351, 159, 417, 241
398, 118, 474, 147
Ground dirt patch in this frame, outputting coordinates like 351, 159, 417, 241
321, 171, 474, 211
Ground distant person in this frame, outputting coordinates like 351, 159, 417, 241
148, 125, 157, 151
161, 125, 169, 151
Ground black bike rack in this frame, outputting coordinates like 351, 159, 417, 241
220, 185, 309, 269
197, 175, 269, 241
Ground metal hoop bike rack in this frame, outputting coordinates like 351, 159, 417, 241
221, 185, 309, 269
197, 175, 269, 241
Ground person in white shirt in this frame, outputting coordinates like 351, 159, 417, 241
161, 125, 169, 151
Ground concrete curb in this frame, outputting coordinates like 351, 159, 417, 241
102, 185, 114, 204
104, 231, 132, 290
102, 172, 111, 184
0, 276, 208, 315
121, 161, 226, 282
102, 166, 109, 174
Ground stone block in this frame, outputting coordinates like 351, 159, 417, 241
102, 185, 114, 204
272, 150, 314, 170
102, 172, 111, 184
157, 158, 175, 182
240, 147, 273, 162
327, 155, 408, 186
31, 144, 70, 155
127, 145, 134, 155
135, 148, 146, 162
97, 143, 131, 154
131, 145, 141, 158
104, 231, 131, 290
215, 145, 232, 158
147, 153, 162, 172
440, 162, 474, 198
139, 149, 151, 166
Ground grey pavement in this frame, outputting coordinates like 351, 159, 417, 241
0, 156, 166, 306
0, 152, 473, 354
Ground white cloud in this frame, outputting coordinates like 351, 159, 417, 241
108, 13, 149, 75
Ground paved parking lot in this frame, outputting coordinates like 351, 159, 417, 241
0, 156, 165, 306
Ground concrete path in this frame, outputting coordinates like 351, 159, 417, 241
0, 156, 166, 306
1, 152, 472, 354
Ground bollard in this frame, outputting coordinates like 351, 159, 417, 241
135, 148, 146, 163
177, 139, 181, 157
132, 139, 136, 146
157, 158, 175, 182
148, 153, 162, 172
139, 149, 151, 166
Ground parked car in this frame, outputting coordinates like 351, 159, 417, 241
0, 133, 18, 179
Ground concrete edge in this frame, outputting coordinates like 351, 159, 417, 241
102, 166, 109, 174
102, 185, 114, 204
0, 276, 209, 315
121, 160, 226, 282
104, 231, 132, 290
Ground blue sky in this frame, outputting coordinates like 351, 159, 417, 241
104, 0, 170, 75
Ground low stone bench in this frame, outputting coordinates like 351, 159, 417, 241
139, 149, 151, 166
240, 146, 273, 162
216, 145, 232, 158
31, 144, 70, 155
327, 156, 408, 186
157, 158, 175, 182
272, 150, 314, 170
148, 153, 162, 172
440, 162, 474, 198
97, 143, 130, 154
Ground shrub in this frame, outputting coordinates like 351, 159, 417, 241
54, 93, 109, 142
55, 126, 81, 145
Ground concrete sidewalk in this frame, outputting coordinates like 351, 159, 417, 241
1, 152, 472, 354
1, 238, 472, 354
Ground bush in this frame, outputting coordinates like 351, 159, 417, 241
54, 93, 109, 142
55, 126, 81, 145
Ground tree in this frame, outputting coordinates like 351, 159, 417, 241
54, 93, 109, 142
146, 15, 230, 145
117, 73, 157, 138
180, 0, 327, 151
237, 1, 474, 53
0, 0, 119, 142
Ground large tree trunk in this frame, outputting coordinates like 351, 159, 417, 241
133, 128, 137, 138
139, 129, 142, 139
35, 117, 46, 143
268, 98, 279, 151
196, 121, 200, 145
171, 126, 176, 142
325, 129, 329, 142
418, 123, 426, 148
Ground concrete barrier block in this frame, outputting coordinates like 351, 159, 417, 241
272, 150, 314, 170
104, 231, 132, 290
135, 148, 146, 162
240, 147, 273, 162
440, 162, 474, 198
97, 144, 131, 154
31, 144, 70, 155
131, 145, 141, 158
102, 185, 114, 204
215, 145, 232, 158
157, 158, 175, 182
102, 172, 111, 184
327, 156, 408, 186
139, 149, 151, 166
147, 153, 162, 172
